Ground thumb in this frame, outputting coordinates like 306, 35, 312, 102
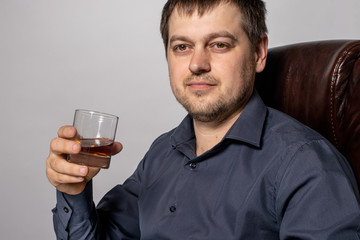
111, 142, 123, 155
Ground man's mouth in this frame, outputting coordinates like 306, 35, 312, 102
185, 74, 218, 91
186, 81, 216, 91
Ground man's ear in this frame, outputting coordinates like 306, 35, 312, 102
255, 35, 268, 73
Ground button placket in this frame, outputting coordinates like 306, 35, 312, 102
169, 205, 177, 213
63, 207, 69, 213
189, 162, 197, 169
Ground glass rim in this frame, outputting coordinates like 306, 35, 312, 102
75, 109, 119, 119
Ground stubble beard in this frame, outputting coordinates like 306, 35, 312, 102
172, 72, 254, 123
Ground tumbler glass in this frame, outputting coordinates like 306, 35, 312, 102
67, 109, 119, 169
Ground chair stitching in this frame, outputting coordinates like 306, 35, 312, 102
330, 42, 360, 149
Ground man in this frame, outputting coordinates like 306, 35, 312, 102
47, 0, 360, 239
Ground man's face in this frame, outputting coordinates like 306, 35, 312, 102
167, 3, 267, 123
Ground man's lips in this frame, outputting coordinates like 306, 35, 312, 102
186, 81, 217, 91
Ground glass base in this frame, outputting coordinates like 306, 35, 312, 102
68, 153, 111, 169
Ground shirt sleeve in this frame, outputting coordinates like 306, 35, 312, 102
52, 180, 96, 240
276, 139, 360, 239
52, 165, 142, 240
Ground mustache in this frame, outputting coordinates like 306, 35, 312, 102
184, 74, 219, 85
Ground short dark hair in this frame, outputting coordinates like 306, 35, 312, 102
160, 0, 267, 52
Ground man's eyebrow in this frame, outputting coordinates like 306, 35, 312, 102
169, 31, 238, 45
169, 35, 193, 45
204, 31, 238, 42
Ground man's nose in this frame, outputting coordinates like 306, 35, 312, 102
189, 48, 211, 74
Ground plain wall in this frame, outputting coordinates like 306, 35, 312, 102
1, 0, 359, 239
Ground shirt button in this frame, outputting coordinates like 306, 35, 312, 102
63, 207, 69, 213
169, 205, 177, 213
189, 163, 197, 169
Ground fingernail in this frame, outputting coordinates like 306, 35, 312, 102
72, 143, 80, 152
79, 167, 86, 175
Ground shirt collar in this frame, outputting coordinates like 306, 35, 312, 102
224, 90, 267, 147
170, 90, 267, 149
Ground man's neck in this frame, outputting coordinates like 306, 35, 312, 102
194, 111, 241, 156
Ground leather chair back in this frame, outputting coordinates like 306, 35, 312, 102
255, 40, 360, 186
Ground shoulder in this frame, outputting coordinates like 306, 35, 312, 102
265, 107, 325, 146
148, 128, 176, 152
139, 127, 178, 170
263, 107, 358, 192
262, 107, 357, 183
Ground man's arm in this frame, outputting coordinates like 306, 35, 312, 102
52, 175, 141, 239
276, 139, 360, 239
52, 181, 97, 239
46, 126, 123, 239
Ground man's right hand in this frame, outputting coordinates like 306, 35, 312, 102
46, 126, 122, 195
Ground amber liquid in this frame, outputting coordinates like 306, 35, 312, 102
68, 138, 114, 168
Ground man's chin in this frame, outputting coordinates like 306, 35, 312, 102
190, 113, 216, 122
186, 106, 224, 123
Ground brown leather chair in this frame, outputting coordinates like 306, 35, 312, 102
255, 40, 360, 186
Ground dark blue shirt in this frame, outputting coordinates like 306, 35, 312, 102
53, 91, 360, 239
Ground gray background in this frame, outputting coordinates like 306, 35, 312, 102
1, 0, 360, 239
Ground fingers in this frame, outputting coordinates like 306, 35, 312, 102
46, 125, 99, 194
47, 154, 87, 176
57, 125, 77, 139
50, 137, 81, 155
46, 155, 88, 187
46, 125, 123, 193
50, 156, 88, 177
55, 125, 123, 156
111, 142, 123, 155
46, 159, 89, 195
47, 128, 87, 185
46, 166, 84, 186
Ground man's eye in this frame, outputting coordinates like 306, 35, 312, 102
175, 44, 188, 51
214, 43, 227, 49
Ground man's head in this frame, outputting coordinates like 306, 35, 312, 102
161, 0, 267, 53
162, 0, 268, 123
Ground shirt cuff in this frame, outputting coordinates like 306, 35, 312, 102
54, 181, 95, 230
